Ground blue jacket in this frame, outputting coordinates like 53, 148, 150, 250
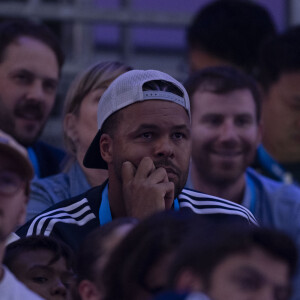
31, 140, 66, 178
186, 167, 300, 300
27, 161, 91, 221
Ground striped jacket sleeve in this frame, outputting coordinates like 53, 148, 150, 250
15, 186, 102, 250
178, 188, 258, 226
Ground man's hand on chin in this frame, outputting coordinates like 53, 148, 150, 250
122, 157, 174, 219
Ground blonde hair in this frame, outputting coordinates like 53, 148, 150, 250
63, 61, 132, 155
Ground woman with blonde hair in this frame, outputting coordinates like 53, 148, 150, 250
26, 61, 132, 221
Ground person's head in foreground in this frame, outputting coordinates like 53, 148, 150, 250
0, 18, 64, 147
167, 225, 298, 300
102, 210, 196, 300
102, 211, 252, 300
4, 235, 75, 300
63, 60, 132, 185
83, 69, 191, 220
76, 217, 138, 300
0, 130, 33, 247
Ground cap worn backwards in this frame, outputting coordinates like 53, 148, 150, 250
83, 69, 191, 169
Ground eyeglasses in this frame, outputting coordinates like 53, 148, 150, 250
0, 170, 25, 196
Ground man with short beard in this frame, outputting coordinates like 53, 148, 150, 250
16, 69, 257, 250
0, 19, 65, 178
184, 66, 300, 300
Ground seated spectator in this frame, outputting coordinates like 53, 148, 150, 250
16, 69, 257, 250
256, 26, 300, 184
184, 66, 300, 299
186, 0, 276, 77
164, 226, 297, 300
76, 217, 137, 300
0, 130, 42, 299
27, 61, 132, 221
4, 235, 75, 300
0, 19, 66, 178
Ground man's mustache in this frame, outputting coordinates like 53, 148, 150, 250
154, 158, 180, 176
14, 100, 45, 120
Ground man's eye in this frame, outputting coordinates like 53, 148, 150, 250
203, 116, 222, 126
235, 118, 252, 127
236, 277, 261, 291
43, 81, 57, 94
14, 73, 31, 83
32, 276, 48, 284
141, 132, 153, 139
172, 132, 184, 139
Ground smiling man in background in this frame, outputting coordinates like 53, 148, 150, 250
185, 66, 300, 300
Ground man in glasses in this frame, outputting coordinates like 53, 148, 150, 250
0, 130, 42, 298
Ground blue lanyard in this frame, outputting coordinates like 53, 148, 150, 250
257, 145, 293, 184
27, 147, 40, 178
99, 183, 112, 225
99, 183, 179, 225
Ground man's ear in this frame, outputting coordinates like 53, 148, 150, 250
78, 279, 102, 300
64, 113, 79, 144
100, 133, 113, 165
175, 269, 204, 293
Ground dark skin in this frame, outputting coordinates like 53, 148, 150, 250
100, 100, 191, 220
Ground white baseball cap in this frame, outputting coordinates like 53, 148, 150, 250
83, 69, 190, 169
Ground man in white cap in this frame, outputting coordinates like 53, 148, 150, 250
0, 131, 43, 299
16, 70, 257, 249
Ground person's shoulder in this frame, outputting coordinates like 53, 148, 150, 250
179, 188, 258, 226
0, 267, 44, 299
247, 167, 300, 198
33, 140, 66, 160
16, 184, 104, 238
31, 172, 69, 190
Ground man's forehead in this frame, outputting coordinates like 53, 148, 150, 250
193, 89, 255, 108
2, 36, 59, 76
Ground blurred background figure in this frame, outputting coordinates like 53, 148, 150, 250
164, 226, 297, 300
26, 61, 132, 221
102, 211, 194, 300
102, 211, 252, 300
0, 19, 66, 178
4, 236, 75, 300
76, 217, 137, 300
186, 0, 277, 77
256, 26, 300, 184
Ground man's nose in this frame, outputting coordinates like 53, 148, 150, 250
219, 120, 239, 142
26, 81, 45, 101
154, 137, 175, 158
50, 279, 67, 298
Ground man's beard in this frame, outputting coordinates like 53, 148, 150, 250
0, 98, 47, 147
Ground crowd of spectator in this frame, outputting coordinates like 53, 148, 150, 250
0, 1, 300, 300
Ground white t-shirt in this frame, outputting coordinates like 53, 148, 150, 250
0, 266, 44, 299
